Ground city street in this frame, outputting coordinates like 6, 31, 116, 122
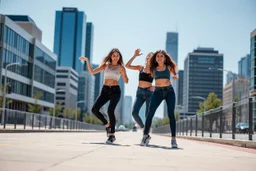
0, 131, 255, 171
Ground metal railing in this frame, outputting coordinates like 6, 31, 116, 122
0, 108, 105, 131
153, 97, 256, 141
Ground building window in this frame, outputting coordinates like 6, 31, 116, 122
35, 47, 56, 70
56, 75, 68, 78
57, 82, 66, 86
57, 70, 69, 73
70, 84, 77, 90
56, 97, 65, 100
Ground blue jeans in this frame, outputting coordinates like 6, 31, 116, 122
144, 85, 176, 137
132, 87, 153, 128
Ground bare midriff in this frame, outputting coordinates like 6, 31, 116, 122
155, 79, 171, 87
104, 79, 119, 86
138, 81, 152, 88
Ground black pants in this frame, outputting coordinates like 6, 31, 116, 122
91, 85, 121, 133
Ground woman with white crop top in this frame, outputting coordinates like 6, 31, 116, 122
79, 48, 128, 144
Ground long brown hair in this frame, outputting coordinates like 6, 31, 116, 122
149, 50, 178, 75
101, 48, 124, 66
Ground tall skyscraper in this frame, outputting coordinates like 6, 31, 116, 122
84, 23, 94, 71
0, 15, 56, 112
164, 32, 178, 116
92, 64, 104, 100
177, 70, 184, 105
238, 54, 250, 78
166, 32, 178, 63
183, 47, 223, 113
122, 96, 133, 125
53, 7, 87, 73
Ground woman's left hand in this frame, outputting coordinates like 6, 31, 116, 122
172, 75, 179, 80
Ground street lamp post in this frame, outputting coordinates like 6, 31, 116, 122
191, 96, 206, 113
1, 62, 27, 125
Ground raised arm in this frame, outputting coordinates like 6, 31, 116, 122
125, 49, 143, 71
79, 56, 106, 75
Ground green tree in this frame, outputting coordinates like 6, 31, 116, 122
175, 112, 180, 121
72, 108, 81, 120
83, 114, 102, 124
63, 107, 72, 119
49, 103, 62, 117
0, 83, 13, 108
197, 92, 222, 114
28, 92, 42, 113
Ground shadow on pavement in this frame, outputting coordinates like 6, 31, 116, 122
83, 142, 131, 147
135, 144, 183, 150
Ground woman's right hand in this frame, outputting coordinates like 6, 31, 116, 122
134, 49, 143, 57
79, 56, 88, 62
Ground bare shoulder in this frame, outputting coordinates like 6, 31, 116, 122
100, 64, 107, 70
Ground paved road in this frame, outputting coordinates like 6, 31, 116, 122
0, 131, 256, 171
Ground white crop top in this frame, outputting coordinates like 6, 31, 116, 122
104, 65, 121, 81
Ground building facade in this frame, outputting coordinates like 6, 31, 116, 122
53, 7, 87, 73
183, 47, 223, 113
0, 15, 56, 112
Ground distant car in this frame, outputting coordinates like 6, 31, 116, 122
236, 122, 249, 133
117, 125, 127, 131
132, 125, 137, 132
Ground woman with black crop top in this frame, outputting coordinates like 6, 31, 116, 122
125, 49, 154, 129
79, 48, 128, 144
140, 50, 179, 148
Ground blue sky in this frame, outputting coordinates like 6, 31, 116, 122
1, 0, 256, 118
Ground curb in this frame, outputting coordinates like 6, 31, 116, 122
155, 133, 256, 149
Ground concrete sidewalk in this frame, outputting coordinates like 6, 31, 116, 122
0, 131, 255, 171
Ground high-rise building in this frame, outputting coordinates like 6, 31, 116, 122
122, 96, 132, 125
238, 54, 250, 78
55, 67, 78, 114
164, 32, 179, 116
177, 70, 184, 105
249, 28, 256, 127
0, 15, 56, 112
84, 23, 94, 71
92, 64, 104, 101
166, 32, 178, 64
77, 71, 95, 116
250, 29, 256, 95
183, 47, 223, 113
53, 7, 87, 73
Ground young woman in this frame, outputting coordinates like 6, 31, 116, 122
79, 48, 128, 144
125, 49, 154, 129
140, 50, 179, 148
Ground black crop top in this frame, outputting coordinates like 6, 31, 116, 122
139, 68, 153, 83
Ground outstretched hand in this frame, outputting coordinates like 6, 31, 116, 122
172, 75, 179, 81
134, 49, 143, 57
79, 56, 89, 62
